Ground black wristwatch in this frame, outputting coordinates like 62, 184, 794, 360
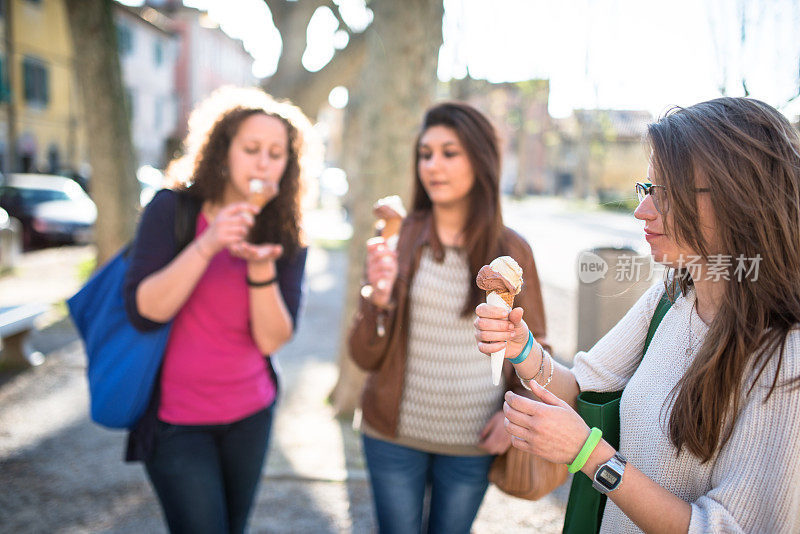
592, 452, 627, 494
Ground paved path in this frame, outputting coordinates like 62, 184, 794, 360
0, 242, 569, 533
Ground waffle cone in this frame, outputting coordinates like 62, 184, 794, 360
487, 290, 514, 308
381, 218, 402, 239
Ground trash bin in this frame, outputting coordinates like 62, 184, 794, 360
576, 246, 657, 353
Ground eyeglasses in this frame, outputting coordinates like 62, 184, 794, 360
635, 181, 710, 214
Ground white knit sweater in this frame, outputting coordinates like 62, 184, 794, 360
572, 283, 800, 534
397, 246, 505, 454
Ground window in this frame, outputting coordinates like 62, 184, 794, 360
47, 145, 60, 173
117, 24, 134, 56
0, 55, 10, 103
22, 57, 48, 108
154, 41, 163, 66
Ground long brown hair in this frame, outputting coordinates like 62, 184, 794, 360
411, 102, 505, 315
648, 97, 800, 462
166, 86, 315, 258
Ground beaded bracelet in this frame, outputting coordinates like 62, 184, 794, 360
517, 348, 554, 391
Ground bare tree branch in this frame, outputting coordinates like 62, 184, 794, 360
262, 0, 368, 117
326, 0, 351, 33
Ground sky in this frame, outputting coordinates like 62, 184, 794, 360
120, 0, 800, 119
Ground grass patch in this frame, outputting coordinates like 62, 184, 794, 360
76, 255, 97, 284
599, 197, 639, 213
312, 238, 350, 251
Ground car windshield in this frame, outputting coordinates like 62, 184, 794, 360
14, 188, 72, 204
2, 183, 86, 206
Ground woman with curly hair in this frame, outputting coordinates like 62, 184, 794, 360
123, 86, 313, 534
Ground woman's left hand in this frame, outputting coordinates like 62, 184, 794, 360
478, 410, 512, 455
503, 380, 591, 465
230, 241, 283, 263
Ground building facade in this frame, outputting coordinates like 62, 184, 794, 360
452, 78, 551, 195
148, 2, 256, 139
552, 109, 652, 199
0, 0, 87, 174
115, 4, 178, 168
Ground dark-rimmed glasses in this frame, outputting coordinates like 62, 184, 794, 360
635, 181, 710, 214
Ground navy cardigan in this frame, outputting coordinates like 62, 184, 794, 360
123, 189, 307, 461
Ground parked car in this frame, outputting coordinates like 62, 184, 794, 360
0, 174, 97, 249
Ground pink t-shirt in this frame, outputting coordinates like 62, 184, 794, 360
158, 214, 276, 424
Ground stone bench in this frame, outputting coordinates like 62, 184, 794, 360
0, 303, 48, 369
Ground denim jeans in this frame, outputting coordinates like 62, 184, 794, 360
145, 406, 273, 534
362, 434, 494, 534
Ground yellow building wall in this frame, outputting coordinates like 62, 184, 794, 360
6, 0, 86, 172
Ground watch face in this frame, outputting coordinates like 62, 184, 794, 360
597, 466, 621, 489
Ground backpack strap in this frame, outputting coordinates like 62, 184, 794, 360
643, 291, 675, 355
173, 191, 202, 254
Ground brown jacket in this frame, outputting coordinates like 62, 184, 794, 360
348, 210, 549, 438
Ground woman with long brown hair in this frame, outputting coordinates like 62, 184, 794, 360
349, 102, 549, 533
475, 97, 800, 533
123, 86, 313, 533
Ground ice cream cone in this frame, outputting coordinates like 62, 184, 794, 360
248, 179, 276, 210
476, 256, 524, 386
382, 217, 402, 242
373, 195, 406, 251
487, 290, 514, 308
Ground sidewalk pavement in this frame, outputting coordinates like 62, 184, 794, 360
0, 240, 570, 533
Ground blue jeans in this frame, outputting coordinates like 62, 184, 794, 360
362, 434, 494, 534
145, 406, 273, 534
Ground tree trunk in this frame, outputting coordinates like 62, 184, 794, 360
65, 0, 139, 263
329, 0, 444, 417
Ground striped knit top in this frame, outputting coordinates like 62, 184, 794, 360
572, 283, 800, 533
389, 246, 504, 456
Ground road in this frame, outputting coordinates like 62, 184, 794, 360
502, 196, 647, 292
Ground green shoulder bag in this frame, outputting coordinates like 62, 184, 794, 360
562, 291, 673, 534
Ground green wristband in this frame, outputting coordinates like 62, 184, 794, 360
568, 427, 603, 474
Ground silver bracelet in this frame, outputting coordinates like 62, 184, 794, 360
541, 351, 554, 389
533, 342, 545, 380
516, 369, 533, 392
517, 348, 555, 391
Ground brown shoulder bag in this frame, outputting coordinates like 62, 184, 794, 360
489, 445, 569, 500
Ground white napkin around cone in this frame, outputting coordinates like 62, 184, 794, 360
485, 291, 511, 386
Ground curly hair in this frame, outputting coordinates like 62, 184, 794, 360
165, 86, 316, 258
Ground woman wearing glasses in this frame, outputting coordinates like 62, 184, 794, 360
474, 97, 800, 533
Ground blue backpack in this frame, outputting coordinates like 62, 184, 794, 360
68, 192, 199, 429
